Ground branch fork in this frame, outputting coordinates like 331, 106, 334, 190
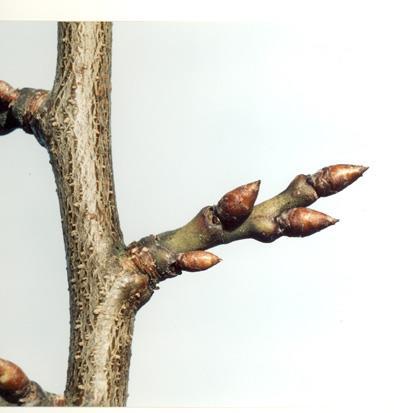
0, 21, 368, 406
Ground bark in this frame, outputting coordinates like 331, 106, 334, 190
1, 22, 143, 407
47, 22, 131, 406
0, 22, 368, 407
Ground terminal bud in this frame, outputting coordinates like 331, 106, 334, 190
308, 164, 368, 197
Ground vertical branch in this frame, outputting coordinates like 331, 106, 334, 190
42, 22, 134, 406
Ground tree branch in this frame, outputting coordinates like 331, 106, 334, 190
0, 358, 64, 406
0, 21, 370, 407
0, 80, 49, 142
126, 164, 368, 285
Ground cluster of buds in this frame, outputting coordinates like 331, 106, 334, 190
156, 164, 367, 275
276, 164, 367, 237
171, 181, 260, 272
216, 164, 367, 239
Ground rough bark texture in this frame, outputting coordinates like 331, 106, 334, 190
0, 22, 367, 407
46, 22, 131, 407
1, 22, 145, 407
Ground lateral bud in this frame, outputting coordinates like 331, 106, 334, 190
0, 358, 29, 393
216, 180, 260, 228
277, 207, 338, 237
176, 251, 221, 272
308, 164, 368, 197
0, 80, 18, 109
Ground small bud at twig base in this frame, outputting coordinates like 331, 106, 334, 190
277, 207, 338, 237
176, 251, 221, 272
216, 180, 260, 228
308, 164, 368, 197
0, 358, 29, 393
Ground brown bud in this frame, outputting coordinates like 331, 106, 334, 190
176, 251, 221, 272
0, 358, 29, 392
277, 207, 338, 237
216, 180, 260, 228
0, 80, 18, 108
308, 164, 368, 197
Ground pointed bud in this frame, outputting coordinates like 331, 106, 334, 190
176, 251, 221, 272
0, 358, 29, 393
308, 164, 368, 197
216, 180, 260, 228
277, 207, 338, 237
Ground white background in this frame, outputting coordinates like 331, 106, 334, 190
0, 11, 393, 410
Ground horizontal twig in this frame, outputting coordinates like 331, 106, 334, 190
126, 164, 367, 288
0, 80, 49, 141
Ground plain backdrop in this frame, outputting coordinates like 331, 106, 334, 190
0, 21, 393, 409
